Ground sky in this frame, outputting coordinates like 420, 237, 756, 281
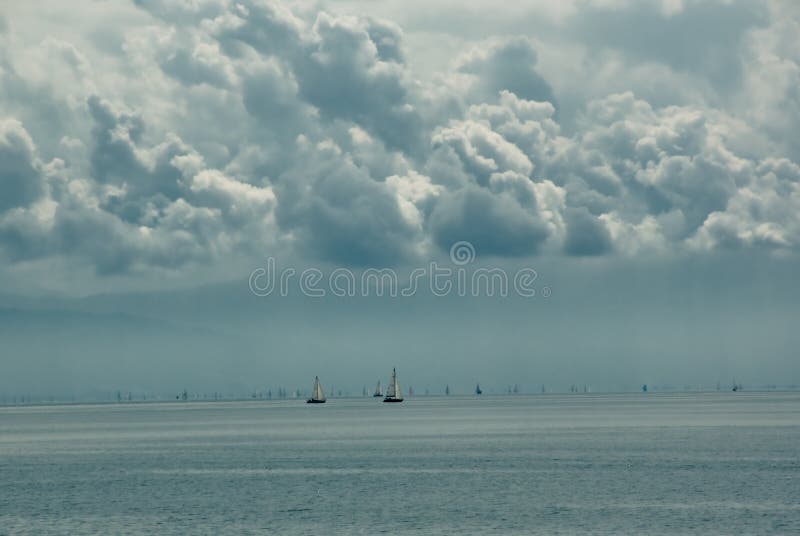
0, 0, 799, 398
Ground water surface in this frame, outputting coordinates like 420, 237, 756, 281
1, 392, 799, 534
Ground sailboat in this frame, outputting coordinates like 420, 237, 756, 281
373, 380, 383, 397
307, 376, 326, 404
383, 368, 404, 403
475, 383, 482, 395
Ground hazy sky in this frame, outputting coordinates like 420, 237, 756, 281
0, 0, 798, 396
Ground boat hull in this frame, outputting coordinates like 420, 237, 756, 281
383, 397, 404, 403
306, 399, 326, 404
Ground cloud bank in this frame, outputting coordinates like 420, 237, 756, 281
0, 0, 798, 290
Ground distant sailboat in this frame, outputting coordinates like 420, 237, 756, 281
475, 383, 482, 395
307, 376, 326, 404
383, 368, 404, 403
373, 380, 383, 397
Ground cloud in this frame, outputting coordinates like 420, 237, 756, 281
737, 4, 800, 160
578, 92, 746, 231
430, 186, 551, 257
274, 136, 420, 266
296, 13, 424, 154
568, 0, 768, 90
159, 33, 237, 88
0, 119, 44, 211
240, 56, 310, 141
456, 37, 556, 108
563, 207, 613, 256
0, 0, 798, 289
689, 158, 800, 251
0, 95, 279, 274
133, 0, 229, 23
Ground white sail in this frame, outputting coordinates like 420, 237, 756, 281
312, 376, 325, 401
386, 368, 400, 398
374, 380, 382, 396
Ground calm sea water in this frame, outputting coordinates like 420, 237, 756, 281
1, 393, 799, 535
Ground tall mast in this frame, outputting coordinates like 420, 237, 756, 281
312, 376, 325, 401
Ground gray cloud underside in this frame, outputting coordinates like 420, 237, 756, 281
0, 0, 799, 281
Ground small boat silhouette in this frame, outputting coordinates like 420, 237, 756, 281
383, 368, 404, 403
307, 376, 326, 404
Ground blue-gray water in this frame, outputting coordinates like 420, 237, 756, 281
1, 393, 799, 535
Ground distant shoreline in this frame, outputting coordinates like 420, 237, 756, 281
3, 388, 799, 409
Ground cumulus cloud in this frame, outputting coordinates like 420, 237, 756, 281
0, 119, 44, 211
430, 186, 551, 257
0, 0, 798, 287
456, 37, 557, 108
563, 207, 612, 256
690, 159, 800, 251
273, 136, 420, 266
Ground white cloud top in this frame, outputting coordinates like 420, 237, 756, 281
0, 0, 798, 287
